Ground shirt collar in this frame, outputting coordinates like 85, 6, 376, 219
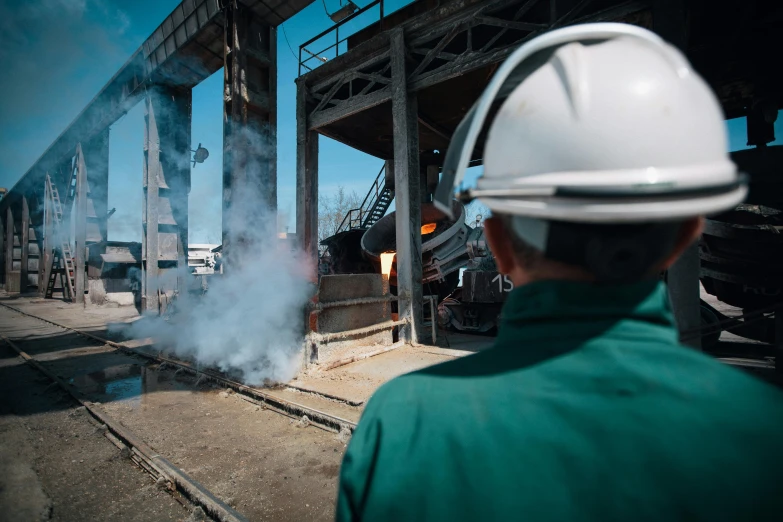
495, 279, 679, 348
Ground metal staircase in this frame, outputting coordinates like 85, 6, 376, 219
44, 172, 76, 300
334, 163, 394, 236
319, 163, 394, 272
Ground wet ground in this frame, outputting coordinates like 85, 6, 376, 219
0, 343, 187, 522
0, 299, 347, 521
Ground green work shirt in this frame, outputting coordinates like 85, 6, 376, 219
336, 280, 783, 522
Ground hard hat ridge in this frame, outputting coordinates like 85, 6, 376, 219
434, 23, 747, 224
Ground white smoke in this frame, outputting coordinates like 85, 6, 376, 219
125, 125, 314, 385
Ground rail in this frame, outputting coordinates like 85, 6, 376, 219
299, 0, 385, 75
334, 162, 388, 235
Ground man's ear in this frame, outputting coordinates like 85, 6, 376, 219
483, 217, 518, 275
658, 217, 705, 270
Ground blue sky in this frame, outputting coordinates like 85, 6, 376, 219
0, 0, 781, 243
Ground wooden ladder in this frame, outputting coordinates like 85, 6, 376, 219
44, 174, 76, 300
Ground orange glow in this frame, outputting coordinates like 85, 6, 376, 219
380, 251, 396, 278
421, 223, 437, 235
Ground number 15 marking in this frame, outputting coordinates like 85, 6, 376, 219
491, 274, 514, 293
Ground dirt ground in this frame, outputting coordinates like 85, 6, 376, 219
0, 343, 188, 522
0, 301, 348, 521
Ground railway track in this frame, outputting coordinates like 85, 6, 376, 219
0, 300, 353, 521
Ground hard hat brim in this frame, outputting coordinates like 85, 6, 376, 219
476, 182, 747, 223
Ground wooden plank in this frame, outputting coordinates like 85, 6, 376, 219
390, 29, 423, 344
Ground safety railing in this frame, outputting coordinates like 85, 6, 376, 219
299, 0, 386, 76
334, 162, 387, 235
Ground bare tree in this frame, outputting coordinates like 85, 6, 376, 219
319, 186, 362, 244
465, 200, 489, 228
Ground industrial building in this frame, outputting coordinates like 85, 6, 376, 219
0, 0, 781, 519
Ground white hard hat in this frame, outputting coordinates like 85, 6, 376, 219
434, 23, 747, 223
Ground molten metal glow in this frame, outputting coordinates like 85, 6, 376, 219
380, 252, 396, 278
421, 223, 437, 235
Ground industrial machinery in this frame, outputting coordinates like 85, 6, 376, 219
361, 200, 472, 290
698, 145, 783, 349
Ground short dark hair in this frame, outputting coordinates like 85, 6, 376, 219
495, 215, 546, 270
496, 214, 684, 283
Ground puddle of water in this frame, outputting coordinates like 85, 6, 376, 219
68, 364, 191, 407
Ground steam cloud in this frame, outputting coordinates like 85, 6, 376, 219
125, 126, 314, 385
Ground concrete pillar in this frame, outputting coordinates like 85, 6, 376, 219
296, 77, 320, 280
40, 176, 53, 297
82, 129, 110, 247
20, 196, 29, 294
0, 209, 4, 288
653, 0, 700, 348
390, 28, 423, 344
5, 207, 12, 290
74, 144, 88, 304
223, 3, 277, 268
143, 86, 192, 313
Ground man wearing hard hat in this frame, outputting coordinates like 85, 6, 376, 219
336, 23, 783, 521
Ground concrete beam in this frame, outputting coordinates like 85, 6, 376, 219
223, 3, 278, 268
390, 28, 423, 344
296, 78, 320, 280
143, 86, 192, 314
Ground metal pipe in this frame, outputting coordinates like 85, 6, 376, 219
309, 295, 398, 311
308, 318, 407, 343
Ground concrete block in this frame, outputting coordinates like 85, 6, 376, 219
312, 274, 393, 366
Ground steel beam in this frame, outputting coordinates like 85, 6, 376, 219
296, 78, 320, 280
390, 29, 423, 344
222, 3, 278, 268
143, 86, 192, 314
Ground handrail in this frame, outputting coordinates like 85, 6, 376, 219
334, 163, 387, 235
299, 0, 385, 76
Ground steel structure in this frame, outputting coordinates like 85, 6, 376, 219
0, 0, 314, 310
296, 0, 783, 345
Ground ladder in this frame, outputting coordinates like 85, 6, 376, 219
44, 174, 76, 300
361, 184, 394, 229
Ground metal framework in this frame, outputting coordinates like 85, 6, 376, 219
301, 0, 648, 131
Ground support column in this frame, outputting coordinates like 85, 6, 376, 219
143, 86, 192, 313
654, 0, 700, 348
296, 78, 320, 279
74, 144, 88, 304
0, 210, 4, 288
390, 28, 423, 344
223, 3, 277, 268
20, 196, 29, 294
82, 130, 110, 247
40, 176, 53, 297
5, 207, 12, 290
